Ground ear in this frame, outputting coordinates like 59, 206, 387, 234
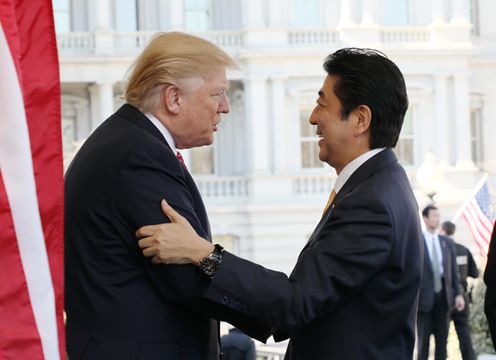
163, 85, 182, 115
353, 105, 372, 136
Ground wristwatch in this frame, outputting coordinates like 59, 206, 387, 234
197, 244, 224, 279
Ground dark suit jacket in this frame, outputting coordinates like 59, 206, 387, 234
418, 234, 462, 313
65, 104, 267, 360
484, 222, 496, 351
202, 149, 423, 359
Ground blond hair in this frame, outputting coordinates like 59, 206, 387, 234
123, 32, 238, 113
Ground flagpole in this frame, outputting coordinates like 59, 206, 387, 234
452, 173, 488, 223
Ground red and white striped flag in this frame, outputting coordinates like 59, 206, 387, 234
453, 175, 495, 256
0, 1, 65, 359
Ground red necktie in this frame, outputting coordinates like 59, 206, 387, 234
176, 151, 187, 170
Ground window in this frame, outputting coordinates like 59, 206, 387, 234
470, 109, 483, 165
291, 0, 320, 27
470, 0, 480, 35
299, 107, 323, 169
53, 0, 71, 32
394, 108, 414, 165
190, 146, 215, 175
184, 0, 210, 32
114, 0, 138, 32
213, 234, 238, 254
382, 0, 410, 26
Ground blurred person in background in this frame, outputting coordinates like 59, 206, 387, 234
417, 206, 465, 360
221, 327, 256, 360
441, 221, 479, 360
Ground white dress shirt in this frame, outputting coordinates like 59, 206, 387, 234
145, 113, 176, 154
423, 230, 444, 275
333, 148, 386, 194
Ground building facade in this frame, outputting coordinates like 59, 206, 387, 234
56, 0, 496, 272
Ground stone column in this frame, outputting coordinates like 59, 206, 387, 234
94, 0, 113, 54
431, 0, 446, 24
244, 76, 270, 174
271, 77, 289, 174
453, 73, 475, 169
338, 0, 354, 26
361, 0, 377, 26
88, 82, 114, 131
168, 0, 184, 30
242, 0, 265, 28
433, 74, 450, 166
451, 0, 470, 24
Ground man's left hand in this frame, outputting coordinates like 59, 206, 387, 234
455, 294, 465, 312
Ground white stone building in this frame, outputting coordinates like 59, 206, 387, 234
56, 0, 496, 273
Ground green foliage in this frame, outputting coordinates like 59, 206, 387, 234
469, 279, 496, 355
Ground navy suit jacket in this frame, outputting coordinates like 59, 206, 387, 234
418, 234, 462, 313
65, 104, 268, 360
203, 149, 423, 359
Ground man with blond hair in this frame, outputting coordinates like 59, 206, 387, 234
64, 32, 255, 360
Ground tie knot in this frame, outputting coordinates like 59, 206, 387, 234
176, 151, 187, 170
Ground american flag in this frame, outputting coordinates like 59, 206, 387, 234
0, 0, 65, 359
460, 180, 495, 256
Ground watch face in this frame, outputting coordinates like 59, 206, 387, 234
199, 245, 223, 278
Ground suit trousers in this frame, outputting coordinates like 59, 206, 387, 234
452, 293, 476, 360
417, 288, 450, 360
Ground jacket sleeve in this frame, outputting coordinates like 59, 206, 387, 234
448, 240, 463, 297
112, 144, 272, 341
466, 248, 479, 279
113, 144, 210, 301
203, 189, 394, 334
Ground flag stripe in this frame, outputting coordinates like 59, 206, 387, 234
0, 20, 60, 360
0, 0, 64, 359
468, 199, 493, 233
463, 212, 489, 253
460, 179, 495, 257
465, 202, 492, 239
0, 172, 44, 360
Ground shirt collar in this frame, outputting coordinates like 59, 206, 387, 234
334, 148, 386, 194
145, 113, 177, 155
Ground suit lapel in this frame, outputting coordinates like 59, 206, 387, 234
301, 149, 398, 252
183, 170, 212, 241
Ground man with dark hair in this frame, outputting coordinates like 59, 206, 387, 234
441, 221, 479, 360
137, 48, 423, 359
417, 207, 465, 360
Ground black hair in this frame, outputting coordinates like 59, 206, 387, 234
323, 48, 409, 148
441, 221, 456, 236
422, 205, 438, 218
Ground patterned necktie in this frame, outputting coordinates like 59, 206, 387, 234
176, 151, 187, 170
431, 237, 442, 293
323, 189, 337, 214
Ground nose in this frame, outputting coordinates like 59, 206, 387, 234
309, 106, 318, 125
218, 93, 229, 114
